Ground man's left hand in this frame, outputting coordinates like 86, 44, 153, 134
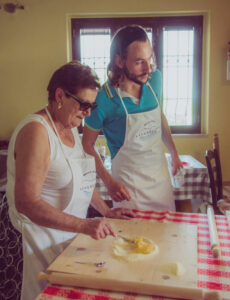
171, 154, 183, 176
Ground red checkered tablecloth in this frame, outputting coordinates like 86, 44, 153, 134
36, 210, 230, 300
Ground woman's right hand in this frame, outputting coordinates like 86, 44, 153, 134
107, 178, 131, 202
79, 218, 116, 240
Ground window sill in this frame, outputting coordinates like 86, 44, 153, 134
172, 134, 208, 138
80, 133, 209, 138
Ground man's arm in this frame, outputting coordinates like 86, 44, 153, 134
82, 126, 130, 202
161, 111, 182, 175
82, 126, 112, 186
90, 188, 134, 219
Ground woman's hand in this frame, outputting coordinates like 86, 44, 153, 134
105, 208, 135, 220
79, 218, 116, 240
108, 178, 131, 202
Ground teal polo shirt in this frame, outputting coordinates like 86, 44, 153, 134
85, 69, 162, 159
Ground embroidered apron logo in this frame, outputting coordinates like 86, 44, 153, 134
82, 170, 96, 178
80, 170, 96, 191
80, 183, 95, 192
135, 120, 158, 139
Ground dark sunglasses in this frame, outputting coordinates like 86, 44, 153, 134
64, 90, 97, 111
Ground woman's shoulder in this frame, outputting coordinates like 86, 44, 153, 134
7, 114, 50, 160
18, 112, 47, 124
17, 115, 50, 142
10, 114, 51, 145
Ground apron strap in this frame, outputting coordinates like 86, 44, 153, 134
116, 87, 129, 115
44, 106, 79, 204
45, 106, 85, 159
146, 81, 160, 107
45, 106, 69, 160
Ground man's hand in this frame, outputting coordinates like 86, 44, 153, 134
108, 178, 131, 202
106, 208, 135, 220
171, 154, 183, 176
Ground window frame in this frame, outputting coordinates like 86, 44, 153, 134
71, 15, 203, 134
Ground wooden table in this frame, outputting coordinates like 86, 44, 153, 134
36, 209, 230, 300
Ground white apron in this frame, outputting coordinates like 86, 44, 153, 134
18, 108, 96, 300
112, 82, 175, 211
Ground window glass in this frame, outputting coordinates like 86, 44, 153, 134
80, 28, 111, 84
163, 29, 194, 126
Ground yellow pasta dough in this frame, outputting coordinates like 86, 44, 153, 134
112, 236, 158, 262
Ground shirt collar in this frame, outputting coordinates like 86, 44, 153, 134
104, 81, 115, 98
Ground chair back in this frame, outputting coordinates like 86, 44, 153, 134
213, 133, 219, 154
205, 148, 223, 214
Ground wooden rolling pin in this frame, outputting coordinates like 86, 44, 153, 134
38, 271, 220, 300
207, 205, 221, 258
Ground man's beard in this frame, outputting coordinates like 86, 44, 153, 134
123, 65, 149, 86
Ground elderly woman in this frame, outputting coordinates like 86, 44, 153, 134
6, 61, 134, 300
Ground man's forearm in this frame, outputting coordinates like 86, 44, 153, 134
82, 138, 113, 187
161, 112, 178, 157
90, 188, 111, 217
93, 148, 114, 186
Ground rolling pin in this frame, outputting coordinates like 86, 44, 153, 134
207, 205, 221, 258
38, 271, 220, 300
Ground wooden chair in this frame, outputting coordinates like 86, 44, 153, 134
211, 134, 230, 213
205, 146, 230, 215
205, 149, 223, 214
213, 133, 219, 154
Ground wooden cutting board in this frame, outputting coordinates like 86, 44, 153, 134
39, 218, 220, 300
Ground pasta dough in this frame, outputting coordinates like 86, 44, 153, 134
160, 262, 186, 276
112, 236, 159, 262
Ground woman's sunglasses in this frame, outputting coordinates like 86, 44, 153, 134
64, 90, 97, 111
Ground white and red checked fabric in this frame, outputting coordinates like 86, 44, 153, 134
36, 210, 230, 300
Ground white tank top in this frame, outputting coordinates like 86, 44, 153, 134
6, 113, 82, 230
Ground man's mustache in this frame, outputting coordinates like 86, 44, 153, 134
138, 72, 150, 77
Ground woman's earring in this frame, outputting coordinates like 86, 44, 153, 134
57, 102, 62, 110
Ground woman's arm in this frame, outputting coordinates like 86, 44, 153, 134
14, 122, 115, 239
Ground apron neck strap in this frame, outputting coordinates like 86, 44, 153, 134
45, 106, 85, 158
45, 106, 69, 160
116, 82, 160, 115
146, 82, 160, 106
116, 87, 128, 115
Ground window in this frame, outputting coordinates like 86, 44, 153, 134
71, 16, 203, 134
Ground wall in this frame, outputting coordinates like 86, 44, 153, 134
0, 0, 229, 181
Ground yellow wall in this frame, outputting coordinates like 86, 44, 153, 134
0, 0, 229, 180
